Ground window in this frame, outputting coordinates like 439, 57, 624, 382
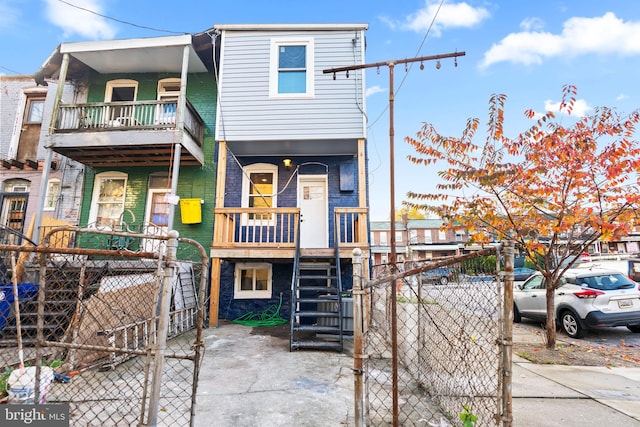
242, 163, 278, 222
44, 179, 60, 211
379, 232, 387, 245
25, 98, 45, 124
105, 80, 138, 124
438, 230, 447, 241
89, 172, 127, 229
234, 263, 272, 299
157, 78, 180, 124
270, 38, 314, 98
424, 230, 433, 243
409, 230, 418, 244
395, 231, 403, 243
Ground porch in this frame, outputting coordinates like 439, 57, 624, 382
210, 207, 369, 259
49, 99, 205, 167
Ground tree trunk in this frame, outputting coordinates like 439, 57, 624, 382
545, 285, 556, 348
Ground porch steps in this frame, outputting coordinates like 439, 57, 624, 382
290, 255, 344, 352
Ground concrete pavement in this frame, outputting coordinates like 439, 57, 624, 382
194, 322, 640, 426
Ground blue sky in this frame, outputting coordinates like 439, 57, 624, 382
2, 1, 640, 220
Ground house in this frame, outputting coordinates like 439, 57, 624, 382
210, 24, 370, 350
31, 32, 217, 253
0, 75, 83, 244
370, 219, 466, 268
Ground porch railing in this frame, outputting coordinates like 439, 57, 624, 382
212, 207, 369, 249
53, 99, 204, 146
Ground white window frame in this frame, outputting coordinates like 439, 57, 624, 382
269, 37, 315, 99
409, 229, 418, 244
105, 79, 138, 102
241, 163, 278, 224
88, 171, 127, 230
43, 179, 61, 211
395, 231, 403, 243
24, 97, 45, 124
156, 78, 180, 125
438, 230, 447, 241
424, 230, 433, 243
234, 263, 273, 299
379, 232, 387, 245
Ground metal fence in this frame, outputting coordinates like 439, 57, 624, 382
0, 227, 208, 426
352, 243, 514, 426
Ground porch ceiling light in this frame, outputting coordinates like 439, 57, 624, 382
283, 158, 292, 169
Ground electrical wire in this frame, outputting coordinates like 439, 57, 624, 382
55, 0, 185, 35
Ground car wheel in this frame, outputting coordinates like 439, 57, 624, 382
513, 304, 521, 323
628, 325, 640, 333
560, 310, 584, 339
439, 276, 449, 286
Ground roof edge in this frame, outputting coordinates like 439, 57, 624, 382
214, 23, 368, 31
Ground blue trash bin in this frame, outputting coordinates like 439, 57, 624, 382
0, 283, 39, 331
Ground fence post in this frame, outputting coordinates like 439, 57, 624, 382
147, 230, 179, 426
352, 248, 365, 427
501, 240, 514, 427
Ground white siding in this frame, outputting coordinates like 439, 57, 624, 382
216, 29, 367, 142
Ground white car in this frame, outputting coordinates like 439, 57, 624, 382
513, 267, 640, 338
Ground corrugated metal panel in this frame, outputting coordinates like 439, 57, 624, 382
216, 29, 366, 144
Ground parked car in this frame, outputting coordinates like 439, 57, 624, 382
513, 267, 536, 281
421, 267, 454, 286
513, 268, 640, 338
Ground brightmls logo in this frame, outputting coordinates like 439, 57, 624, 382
1, 405, 69, 426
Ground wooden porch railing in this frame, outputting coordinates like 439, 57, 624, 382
54, 99, 204, 146
212, 207, 369, 249
334, 207, 369, 249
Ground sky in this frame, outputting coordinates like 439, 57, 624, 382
2, 0, 640, 220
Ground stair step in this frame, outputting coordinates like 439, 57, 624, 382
298, 275, 336, 280
296, 286, 338, 293
293, 324, 341, 334
295, 297, 338, 304
290, 340, 343, 351
293, 311, 340, 318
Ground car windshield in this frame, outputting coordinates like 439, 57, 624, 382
574, 273, 636, 290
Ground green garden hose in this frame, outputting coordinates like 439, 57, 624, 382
231, 293, 287, 327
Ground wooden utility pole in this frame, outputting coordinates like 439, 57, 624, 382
324, 50, 466, 426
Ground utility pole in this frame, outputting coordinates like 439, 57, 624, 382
324, 50, 465, 426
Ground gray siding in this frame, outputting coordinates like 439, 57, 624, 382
216, 29, 367, 142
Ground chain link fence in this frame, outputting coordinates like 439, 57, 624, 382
0, 226, 208, 426
353, 244, 514, 426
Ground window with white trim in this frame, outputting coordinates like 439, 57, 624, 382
424, 230, 433, 243
395, 231, 403, 243
44, 179, 60, 211
88, 172, 127, 229
25, 97, 45, 124
242, 163, 278, 222
234, 263, 272, 299
379, 232, 387, 245
438, 230, 447, 241
269, 38, 314, 98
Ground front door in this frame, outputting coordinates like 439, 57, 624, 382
298, 175, 328, 248
142, 189, 170, 252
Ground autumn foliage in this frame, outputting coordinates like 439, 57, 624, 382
404, 85, 640, 346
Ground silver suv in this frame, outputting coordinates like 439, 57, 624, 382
513, 267, 640, 338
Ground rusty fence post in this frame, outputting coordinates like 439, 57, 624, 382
352, 248, 365, 426
501, 240, 514, 427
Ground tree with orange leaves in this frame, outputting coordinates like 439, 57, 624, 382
404, 85, 640, 347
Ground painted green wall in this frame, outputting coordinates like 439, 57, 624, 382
78, 72, 217, 252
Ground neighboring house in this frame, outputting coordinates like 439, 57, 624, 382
370, 219, 465, 267
32, 33, 217, 253
0, 75, 83, 243
210, 24, 370, 350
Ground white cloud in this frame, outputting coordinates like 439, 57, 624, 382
520, 17, 544, 32
481, 12, 640, 68
544, 98, 591, 117
366, 85, 386, 97
44, 0, 117, 39
384, 1, 490, 36
616, 93, 628, 101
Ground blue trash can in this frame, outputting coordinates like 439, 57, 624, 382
0, 283, 39, 331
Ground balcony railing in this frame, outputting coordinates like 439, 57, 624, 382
212, 207, 369, 250
53, 99, 204, 146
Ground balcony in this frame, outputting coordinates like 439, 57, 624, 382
49, 99, 205, 168
210, 207, 369, 259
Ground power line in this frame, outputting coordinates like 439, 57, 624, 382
55, 0, 184, 35
0, 65, 22, 75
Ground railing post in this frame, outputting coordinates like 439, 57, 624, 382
147, 230, 178, 426
352, 247, 365, 427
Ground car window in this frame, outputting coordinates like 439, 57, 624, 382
523, 275, 544, 290
575, 273, 635, 290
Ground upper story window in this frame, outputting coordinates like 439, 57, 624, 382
409, 230, 418, 244
438, 230, 447, 241
269, 38, 315, 98
395, 231, 403, 243
379, 232, 387, 245
424, 230, 433, 243
156, 78, 180, 124
25, 97, 45, 124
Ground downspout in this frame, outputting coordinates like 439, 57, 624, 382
33, 52, 69, 244
167, 45, 190, 229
